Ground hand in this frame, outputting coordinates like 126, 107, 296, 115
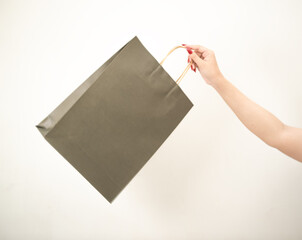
182, 44, 224, 87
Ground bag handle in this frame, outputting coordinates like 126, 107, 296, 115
160, 46, 193, 84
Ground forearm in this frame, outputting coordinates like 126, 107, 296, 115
212, 76, 285, 147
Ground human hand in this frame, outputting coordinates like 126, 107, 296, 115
182, 44, 224, 87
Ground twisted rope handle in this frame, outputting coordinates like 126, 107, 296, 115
159, 46, 193, 84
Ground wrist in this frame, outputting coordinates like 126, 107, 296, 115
211, 73, 226, 90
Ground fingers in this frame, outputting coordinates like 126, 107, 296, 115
182, 44, 208, 53
191, 60, 197, 72
189, 51, 204, 69
187, 55, 197, 72
186, 48, 198, 72
184, 45, 207, 73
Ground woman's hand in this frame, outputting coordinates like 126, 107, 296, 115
182, 44, 224, 87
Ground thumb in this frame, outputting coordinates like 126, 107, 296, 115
189, 52, 204, 68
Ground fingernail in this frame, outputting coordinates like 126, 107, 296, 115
182, 44, 186, 46
191, 65, 193, 70
194, 68, 196, 72
187, 49, 193, 54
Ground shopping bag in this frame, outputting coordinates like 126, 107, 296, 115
36, 35, 194, 203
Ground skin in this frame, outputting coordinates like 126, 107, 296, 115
184, 44, 302, 163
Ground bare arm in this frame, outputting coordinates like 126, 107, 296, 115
213, 76, 302, 161
184, 44, 302, 162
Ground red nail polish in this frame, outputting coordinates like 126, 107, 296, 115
187, 49, 193, 54
182, 44, 186, 46
194, 68, 196, 72
191, 65, 193, 70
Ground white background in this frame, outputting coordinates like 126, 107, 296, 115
1, 0, 302, 239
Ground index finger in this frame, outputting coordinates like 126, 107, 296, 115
183, 44, 208, 53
